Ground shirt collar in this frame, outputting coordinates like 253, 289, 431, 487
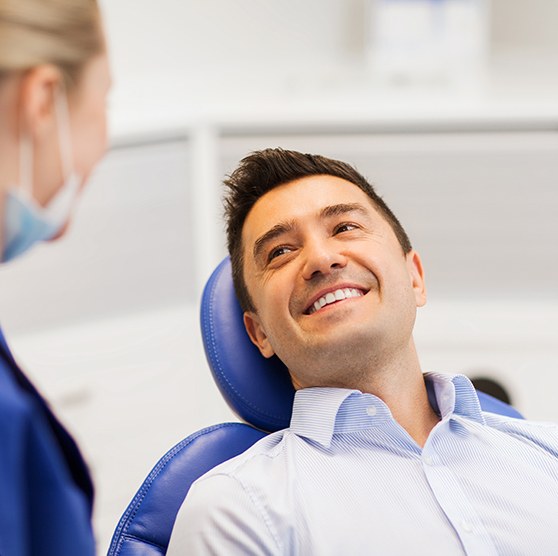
425, 372, 485, 425
290, 373, 485, 448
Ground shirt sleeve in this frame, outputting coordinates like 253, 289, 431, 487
167, 473, 281, 556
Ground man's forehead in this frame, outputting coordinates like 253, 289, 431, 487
242, 175, 376, 240
255, 175, 376, 222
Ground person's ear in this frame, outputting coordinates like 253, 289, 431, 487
19, 64, 62, 139
406, 250, 427, 307
243, 311, 275, 358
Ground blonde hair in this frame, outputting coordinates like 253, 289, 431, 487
0, 0, 102, 87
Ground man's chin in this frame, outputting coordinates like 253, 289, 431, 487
295, 331, 373, 368
302, 316, 373, 347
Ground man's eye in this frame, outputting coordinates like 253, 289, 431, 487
268, 246, 291, 261
334, 222, 358, 234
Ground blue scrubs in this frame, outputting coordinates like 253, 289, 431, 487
0, 328, 95, 555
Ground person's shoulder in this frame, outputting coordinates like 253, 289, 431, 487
484, 411, 558, 431
168, 429, 292, 554
0, 359, 35, 421
196, 427, 288, 484
180, 427, 292, 519
483, 411, 558, 457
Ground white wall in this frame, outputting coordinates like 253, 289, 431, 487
100, 0, 558, 95
101, 0, 364, 80
492, 0, 558, 52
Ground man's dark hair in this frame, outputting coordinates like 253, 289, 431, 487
224, 148, 412, 312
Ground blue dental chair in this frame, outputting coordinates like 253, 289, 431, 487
107, 257, 524, 555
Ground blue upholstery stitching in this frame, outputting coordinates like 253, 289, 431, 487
120, 533, 165, 551
108, 422, 246, 555
203, 259, 287, 427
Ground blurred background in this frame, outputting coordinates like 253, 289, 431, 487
0, 0, 557, 551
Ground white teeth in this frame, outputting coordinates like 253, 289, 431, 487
310, 288, 363, 314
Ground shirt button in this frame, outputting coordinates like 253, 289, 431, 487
366, 406, 377, 417
423, 455, 434, 466
461, 520, 473, 533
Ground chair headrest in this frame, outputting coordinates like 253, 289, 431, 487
200, 258, 524, 432
201, 257, 295, 432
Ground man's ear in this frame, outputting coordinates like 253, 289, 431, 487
19, 64, 62, 139
406, 250, 427, 307
243, 311, 275, 358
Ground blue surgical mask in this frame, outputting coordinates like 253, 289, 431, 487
2, 90, 82, 263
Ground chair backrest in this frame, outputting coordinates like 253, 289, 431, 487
108, 256, 523, 555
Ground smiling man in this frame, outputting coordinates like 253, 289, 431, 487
168, 149, 558, 555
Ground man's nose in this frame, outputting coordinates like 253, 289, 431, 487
301, 238, 348, 281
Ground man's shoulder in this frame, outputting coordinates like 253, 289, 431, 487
196, 427, 290, 485
482, 411, 558, 457
483, 410, 557, 430
168, 428, 294, 553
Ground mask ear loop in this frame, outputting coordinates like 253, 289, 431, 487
45, 85, 82, 225
19, 122, 34, 200
18, 83, 74, 202
54, 85, 74, 181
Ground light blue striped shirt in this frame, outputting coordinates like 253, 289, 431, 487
168, 373, 558, 555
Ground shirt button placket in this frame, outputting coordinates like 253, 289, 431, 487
461, 520, 474, 534
421, 443, 498, 555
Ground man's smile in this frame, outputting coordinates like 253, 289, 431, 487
304, 285, 369, 315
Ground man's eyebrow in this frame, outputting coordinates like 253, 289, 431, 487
320, 203, 369, 219
251, 204, 369, 262
253, 221, 296, 262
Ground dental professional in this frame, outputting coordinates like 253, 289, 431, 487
0, 0, 111, 553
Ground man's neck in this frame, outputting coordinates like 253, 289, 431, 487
294, 339, 440, 448
359, 341, 440, 448
366, 368, 440, 448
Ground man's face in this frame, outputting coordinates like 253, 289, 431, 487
242, 175, 426, 389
